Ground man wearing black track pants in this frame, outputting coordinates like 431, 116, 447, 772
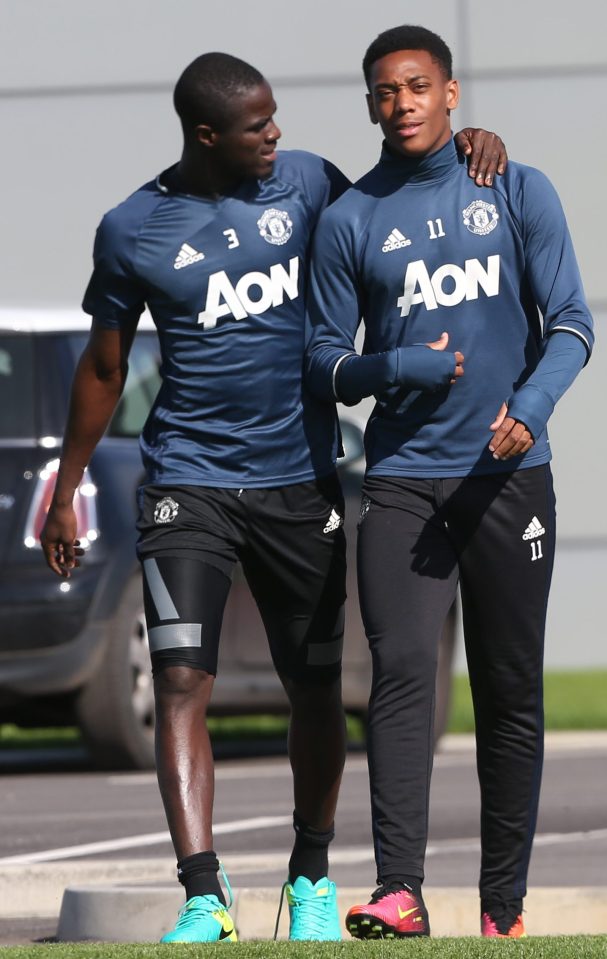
306, 24, 593, 940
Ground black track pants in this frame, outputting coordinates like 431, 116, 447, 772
357, 465, 555, 901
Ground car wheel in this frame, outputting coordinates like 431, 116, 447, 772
75, 575, 155, 770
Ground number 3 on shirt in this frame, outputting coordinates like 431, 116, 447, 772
223, 228, 240, 250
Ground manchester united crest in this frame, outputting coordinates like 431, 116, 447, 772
462, 200, 499, 236
257, 208, 293, 245
154, 496, 179, 524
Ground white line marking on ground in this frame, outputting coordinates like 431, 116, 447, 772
2, 823, 605, 869
424, 828, 607, 857
106, 734, 607, 787
0, 815, 292, 865
222, 829, 607, 874
532, 828, 607, 846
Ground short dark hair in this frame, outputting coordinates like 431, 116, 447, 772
174, 52, 266, 134
363, 25, 452, 88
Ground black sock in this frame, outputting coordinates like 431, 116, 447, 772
288, 811, 334, 884
379, 875, 423, 899
177, 850, 225, 905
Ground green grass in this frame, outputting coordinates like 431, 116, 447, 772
1, 938, 606, 959
448, 669, 607, 734
0, 714, 364, 750
210, 671, 607, 738
1, 670, 605, 751
0, 725, 81, 749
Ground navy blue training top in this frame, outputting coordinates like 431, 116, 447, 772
306, 138, 593, 478
83, 150, 349, 487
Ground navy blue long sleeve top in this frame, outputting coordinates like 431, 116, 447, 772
305, 138, 593, 478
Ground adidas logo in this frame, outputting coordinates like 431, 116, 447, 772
174, 243, 205, 270
522, 516, 545, 540
323, 508, 343, 534
382, 228, 411, 253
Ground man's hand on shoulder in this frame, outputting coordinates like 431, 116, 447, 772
488, 402, 534, 461
454, 128, 508, 187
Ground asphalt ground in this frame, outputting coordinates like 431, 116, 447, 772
0, 733, 605, 943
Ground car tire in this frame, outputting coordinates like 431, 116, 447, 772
74, 575, 156, 770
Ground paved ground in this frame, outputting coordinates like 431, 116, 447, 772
0, 733, 605, 943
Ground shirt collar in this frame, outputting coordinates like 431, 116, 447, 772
379, 136, 461, 184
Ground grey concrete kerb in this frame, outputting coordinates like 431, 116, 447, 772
1, 860, 605, 939
56, 885, 607, 941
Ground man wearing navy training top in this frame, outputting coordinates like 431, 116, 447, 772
306, 25, 593, 941
39, 50, 507, 943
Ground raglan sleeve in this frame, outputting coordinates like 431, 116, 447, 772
306, 157, 351, 221
82, 211, 146, 330
505, 168, 594, 439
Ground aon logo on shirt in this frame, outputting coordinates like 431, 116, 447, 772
397, 255, 500, 317
198, 256, 299, 329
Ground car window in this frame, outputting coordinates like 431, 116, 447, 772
0, 336, 36, 438
109, 334, 161, 438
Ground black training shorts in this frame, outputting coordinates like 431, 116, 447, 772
136, 476, 347, 682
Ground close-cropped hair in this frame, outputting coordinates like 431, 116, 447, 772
174, 52, 266, 133
363, 25, 453, 87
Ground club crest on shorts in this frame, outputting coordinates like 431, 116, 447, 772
462, 200, 499, 236
153, 496, 179, 524
257, 208, 293, 245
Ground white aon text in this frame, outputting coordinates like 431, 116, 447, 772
397, 255, 500, 317
198, 256, 299, 329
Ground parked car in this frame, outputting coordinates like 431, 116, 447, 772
0, 310, 455, 769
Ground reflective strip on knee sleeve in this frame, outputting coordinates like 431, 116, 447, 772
148, 623, 202, 651
143, 558, 179, 621
306, 637, 343, 666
